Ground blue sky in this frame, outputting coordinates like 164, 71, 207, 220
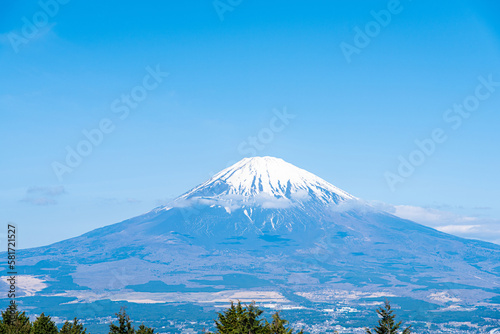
1, 0, 499, 248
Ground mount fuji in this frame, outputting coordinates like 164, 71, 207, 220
2, 157, 500, 333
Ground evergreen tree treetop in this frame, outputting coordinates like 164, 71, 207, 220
0, 305, 32, 334
109, 307, 134, 334
365, 300, 411, 334
213, 301, 302, 334
60, 317, 88, 334
32, 312, 58, 334
136, 323, 155, 334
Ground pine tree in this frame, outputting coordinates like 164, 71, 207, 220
214, 301, 267, 334
365, 300, 411, 334
0, 305, 32, 334
214, 301, 243, 334
136, 324, 154, 334
60, 317, 88, 334
244, 302, 267, 334
109, 307, 134, 334
32, 313, 58, 334
266, 312, 303, 334
213, 301, 303, 334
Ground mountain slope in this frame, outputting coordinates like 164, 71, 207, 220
3, 157, 500, 333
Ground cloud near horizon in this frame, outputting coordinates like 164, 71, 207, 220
387, 204, 500, 245
20, 185, 66, 206
168, 194, 295, 210
159, 194, 500, 245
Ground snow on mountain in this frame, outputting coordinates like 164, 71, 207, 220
6, 156, 500, 333
174, 157, 355, 209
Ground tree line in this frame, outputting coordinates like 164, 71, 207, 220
0, 300, 410, 333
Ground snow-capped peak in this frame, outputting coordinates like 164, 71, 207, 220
177, 156, 355, 206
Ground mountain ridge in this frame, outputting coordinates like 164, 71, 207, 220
3, 156, 500, 333
173, 156, 356, 208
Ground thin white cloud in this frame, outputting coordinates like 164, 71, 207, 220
327, 198, 372, 213
168, 192, 300, 210
20, 185, 66, 206
27, 185, 65, 196
21, 197, 57, 206
391, 205, 478, 225
290, 189, 310, 201
385, 204, 500, 245
160, 195, 500, 245
437, 225, 481, 234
